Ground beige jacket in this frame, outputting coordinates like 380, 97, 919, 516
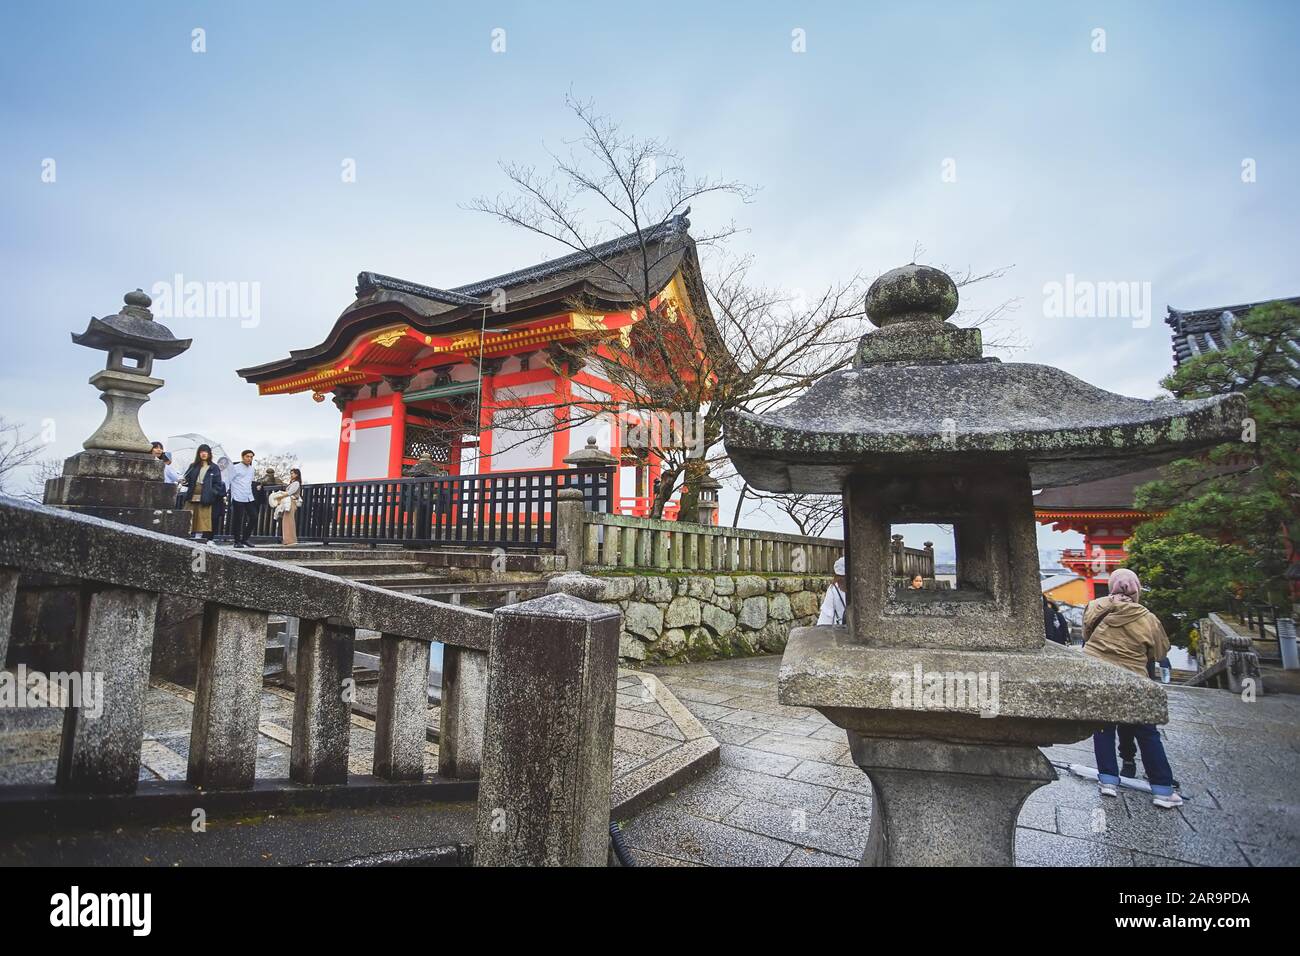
1082, 596, 1170, 677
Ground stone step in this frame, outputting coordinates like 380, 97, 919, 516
293, 559, 442, 578
254, 546, 417, 560
348, 573, 452, 589
403, 583, 546, 608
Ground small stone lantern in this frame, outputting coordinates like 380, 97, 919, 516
44, 289, 193, 535
724, 264, 1246, 866
694, 472, 722, 525
562, 435, 617, 468
408, 452, 449, 478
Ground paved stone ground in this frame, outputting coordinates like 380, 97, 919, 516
0, 679, 441, 785
0, 670, 716, 812
629, 656, 1300, 867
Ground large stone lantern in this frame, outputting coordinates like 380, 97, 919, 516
723, 264, 1246, 866
44, 289, 192, 535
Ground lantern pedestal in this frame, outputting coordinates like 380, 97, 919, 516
853, 737, 1054, 867
83, 367, 163, 453
44, 450, 192, 535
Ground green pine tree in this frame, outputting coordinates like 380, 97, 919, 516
1126, 302, 1299, 642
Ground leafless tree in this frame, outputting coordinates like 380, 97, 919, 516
22, 456, 64, 503
256, 451, 301, 486
0, 417, 47, 497
470, 98, 1016, 521
736, 488, 843, 538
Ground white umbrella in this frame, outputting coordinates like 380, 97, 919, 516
166, 433, 231, 468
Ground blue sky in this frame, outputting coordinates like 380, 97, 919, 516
2, 1, 1297, 562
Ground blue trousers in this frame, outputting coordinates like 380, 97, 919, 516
1093, 723, 1174, 795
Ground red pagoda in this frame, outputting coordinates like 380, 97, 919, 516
1034, 467, 1164, 601
237, 216, 712, 517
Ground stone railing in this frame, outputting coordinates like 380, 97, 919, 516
889, 534, 936, 580
568, 507, 843, 574
0, 495, 619, 866
1186, 612, 1262, 694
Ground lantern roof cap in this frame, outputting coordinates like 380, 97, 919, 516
563, 436, 617, 467
70, 289, 192, 359
695, 472, 722, 490
724, 263, 1247, 492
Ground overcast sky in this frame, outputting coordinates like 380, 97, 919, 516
2, 1, 1297, 564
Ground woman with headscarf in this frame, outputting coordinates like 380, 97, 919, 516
817, 557, 848, 626
1082, 568, 1181, 808
182, 444, 226, 542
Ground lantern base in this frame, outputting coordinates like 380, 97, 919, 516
779, 626, 1167, 865
44, 450, 191, 537
850, 734, 1055, 866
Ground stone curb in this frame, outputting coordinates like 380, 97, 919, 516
611, 669, 720, 819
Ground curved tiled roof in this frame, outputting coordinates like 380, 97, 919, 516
1165, 296, 1300, 387
238, 214, 702, 383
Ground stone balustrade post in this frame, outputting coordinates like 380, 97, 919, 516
57, 586, 159, 793
291, 619, 355, 785
375, 633, 432, 779
554, 487, 586, 571
439, 645, 489, 779
474, 593, 620, 866
188, 604, 269, 789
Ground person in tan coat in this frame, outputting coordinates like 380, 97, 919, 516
1082, 568, 1182, 808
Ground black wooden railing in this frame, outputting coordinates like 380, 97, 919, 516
217, 466, 614, 550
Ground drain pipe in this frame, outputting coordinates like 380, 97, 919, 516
609, 818, 637, 867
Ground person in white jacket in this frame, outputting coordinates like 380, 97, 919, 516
817, 557, 848, 626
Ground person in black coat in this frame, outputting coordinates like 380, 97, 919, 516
182, 444, 227, 541
1043, 596, 1071, 645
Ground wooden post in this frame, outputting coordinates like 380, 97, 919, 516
291, 619, 355, 784
474, 593, 620, 866
188, 604, 268, 789
57, 586, 159, 794
374, 633, 431, 780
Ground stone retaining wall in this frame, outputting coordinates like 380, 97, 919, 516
584, 572, 832, 664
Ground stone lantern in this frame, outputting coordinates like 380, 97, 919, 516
408, 451, 449, 478
694, 472, 722, 525
562, 435, 617, 469
44, 289, 193, 535
723, 264, 1246, 866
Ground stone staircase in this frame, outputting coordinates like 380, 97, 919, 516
251, 546, 548, 688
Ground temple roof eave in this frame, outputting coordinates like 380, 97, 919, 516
237, 245, 702, 386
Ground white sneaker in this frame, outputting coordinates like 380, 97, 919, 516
1152, 792, 1184, 809
1099, 783, 1118, 797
